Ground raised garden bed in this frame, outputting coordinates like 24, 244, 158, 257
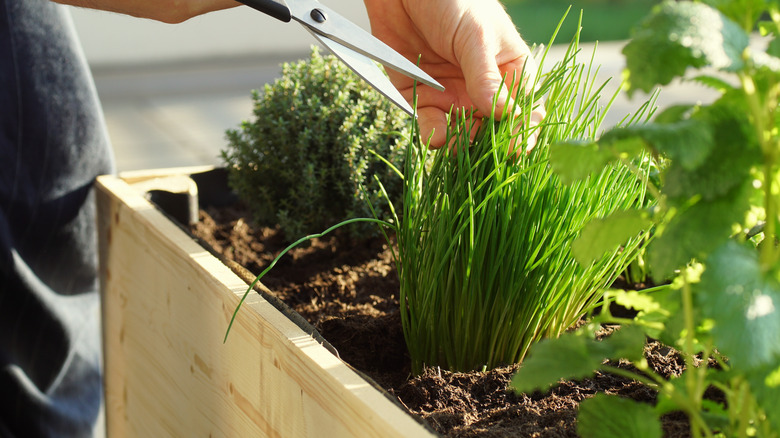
97, 166, 695, 437
96, 166, 434, 438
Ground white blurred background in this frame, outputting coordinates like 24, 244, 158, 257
67, 2, 370, 171
66, 2, 715, 172
69, 2, 369, 66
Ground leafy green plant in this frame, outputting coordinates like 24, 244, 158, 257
512, 1, 780, 436
221, 46, 409, 242
389, 17, 656, 374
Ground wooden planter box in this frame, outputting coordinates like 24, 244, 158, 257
96, 167, 434, 438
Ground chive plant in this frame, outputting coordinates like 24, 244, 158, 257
393, 26, 656, 373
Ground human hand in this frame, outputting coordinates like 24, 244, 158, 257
52, 0, 239, 23
363, 0, 544, 150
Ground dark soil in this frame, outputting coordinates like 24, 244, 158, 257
190, 203, 696, 437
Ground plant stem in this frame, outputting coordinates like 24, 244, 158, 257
680, 276, 708, 438
762, 157, 778, 270
224, 217, 393, 342
605, 360, 714, 437
600, 364, 661, 389
740, 70, 780, 271
737, 378, 750, 438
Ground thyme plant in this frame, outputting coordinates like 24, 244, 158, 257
221, 46, 408, 242
513, 1, 780, 436
393, 24, 655, 373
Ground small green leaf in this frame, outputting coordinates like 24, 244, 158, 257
511, 326, 646, 394
649, 180, 752, 280
549, 141, 613, 184
597, 325, 648, 364
604, 120, 714, 171
578, 394, 662, 438
550, 131, 647, 184
511, 331, 602, 394
613, 289, 664, 315
612, 288, 677, 341
662, 97, 757, 202
697, 241, 780, 369
691, 74, 738, 93
573, 209, 652, 266
597, 131, 648, 159
623, 1, 750, 93
652, 104, 696, 124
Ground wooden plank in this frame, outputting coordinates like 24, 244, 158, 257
117, 165, 215, 185
96, 174, 433, 438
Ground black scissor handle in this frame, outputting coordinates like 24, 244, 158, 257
237, 0, 291, 22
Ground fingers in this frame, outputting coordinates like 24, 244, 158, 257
415, 55, 544, 154
452, 3, 536, 120
417, 107, 449, 148
454, 18, 510, 119
370, 0, 543, 153
510, 103, 545, 156
418, 99, 544, 156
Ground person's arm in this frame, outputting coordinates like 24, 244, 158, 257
52, 0, 239, 23
363, 0, 543, 149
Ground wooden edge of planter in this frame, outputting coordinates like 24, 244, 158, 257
96, 170, 435, 438
117, 165, 216, 185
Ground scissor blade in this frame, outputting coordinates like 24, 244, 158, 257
308, 29, 415, 116
289, 0, 444, 92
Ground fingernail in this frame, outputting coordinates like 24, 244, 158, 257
525, 131, 538, 153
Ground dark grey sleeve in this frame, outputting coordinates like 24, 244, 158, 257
0, 0, 114, 436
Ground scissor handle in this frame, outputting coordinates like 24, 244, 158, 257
238, 0, 291, 22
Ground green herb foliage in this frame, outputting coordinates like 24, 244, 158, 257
392, 18, 655, 373
513, 1, 780, 436
221, 46, 409, 242
223, 14, 656, 381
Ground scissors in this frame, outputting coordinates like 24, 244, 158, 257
237, 0, 445, 116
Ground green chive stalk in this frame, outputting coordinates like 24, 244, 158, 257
395, 26, 655, 373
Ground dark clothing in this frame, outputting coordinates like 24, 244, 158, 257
0, 0, 114, 436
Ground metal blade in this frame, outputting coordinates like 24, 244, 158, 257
290, 0, 444, 92
307, 29, 415, 117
